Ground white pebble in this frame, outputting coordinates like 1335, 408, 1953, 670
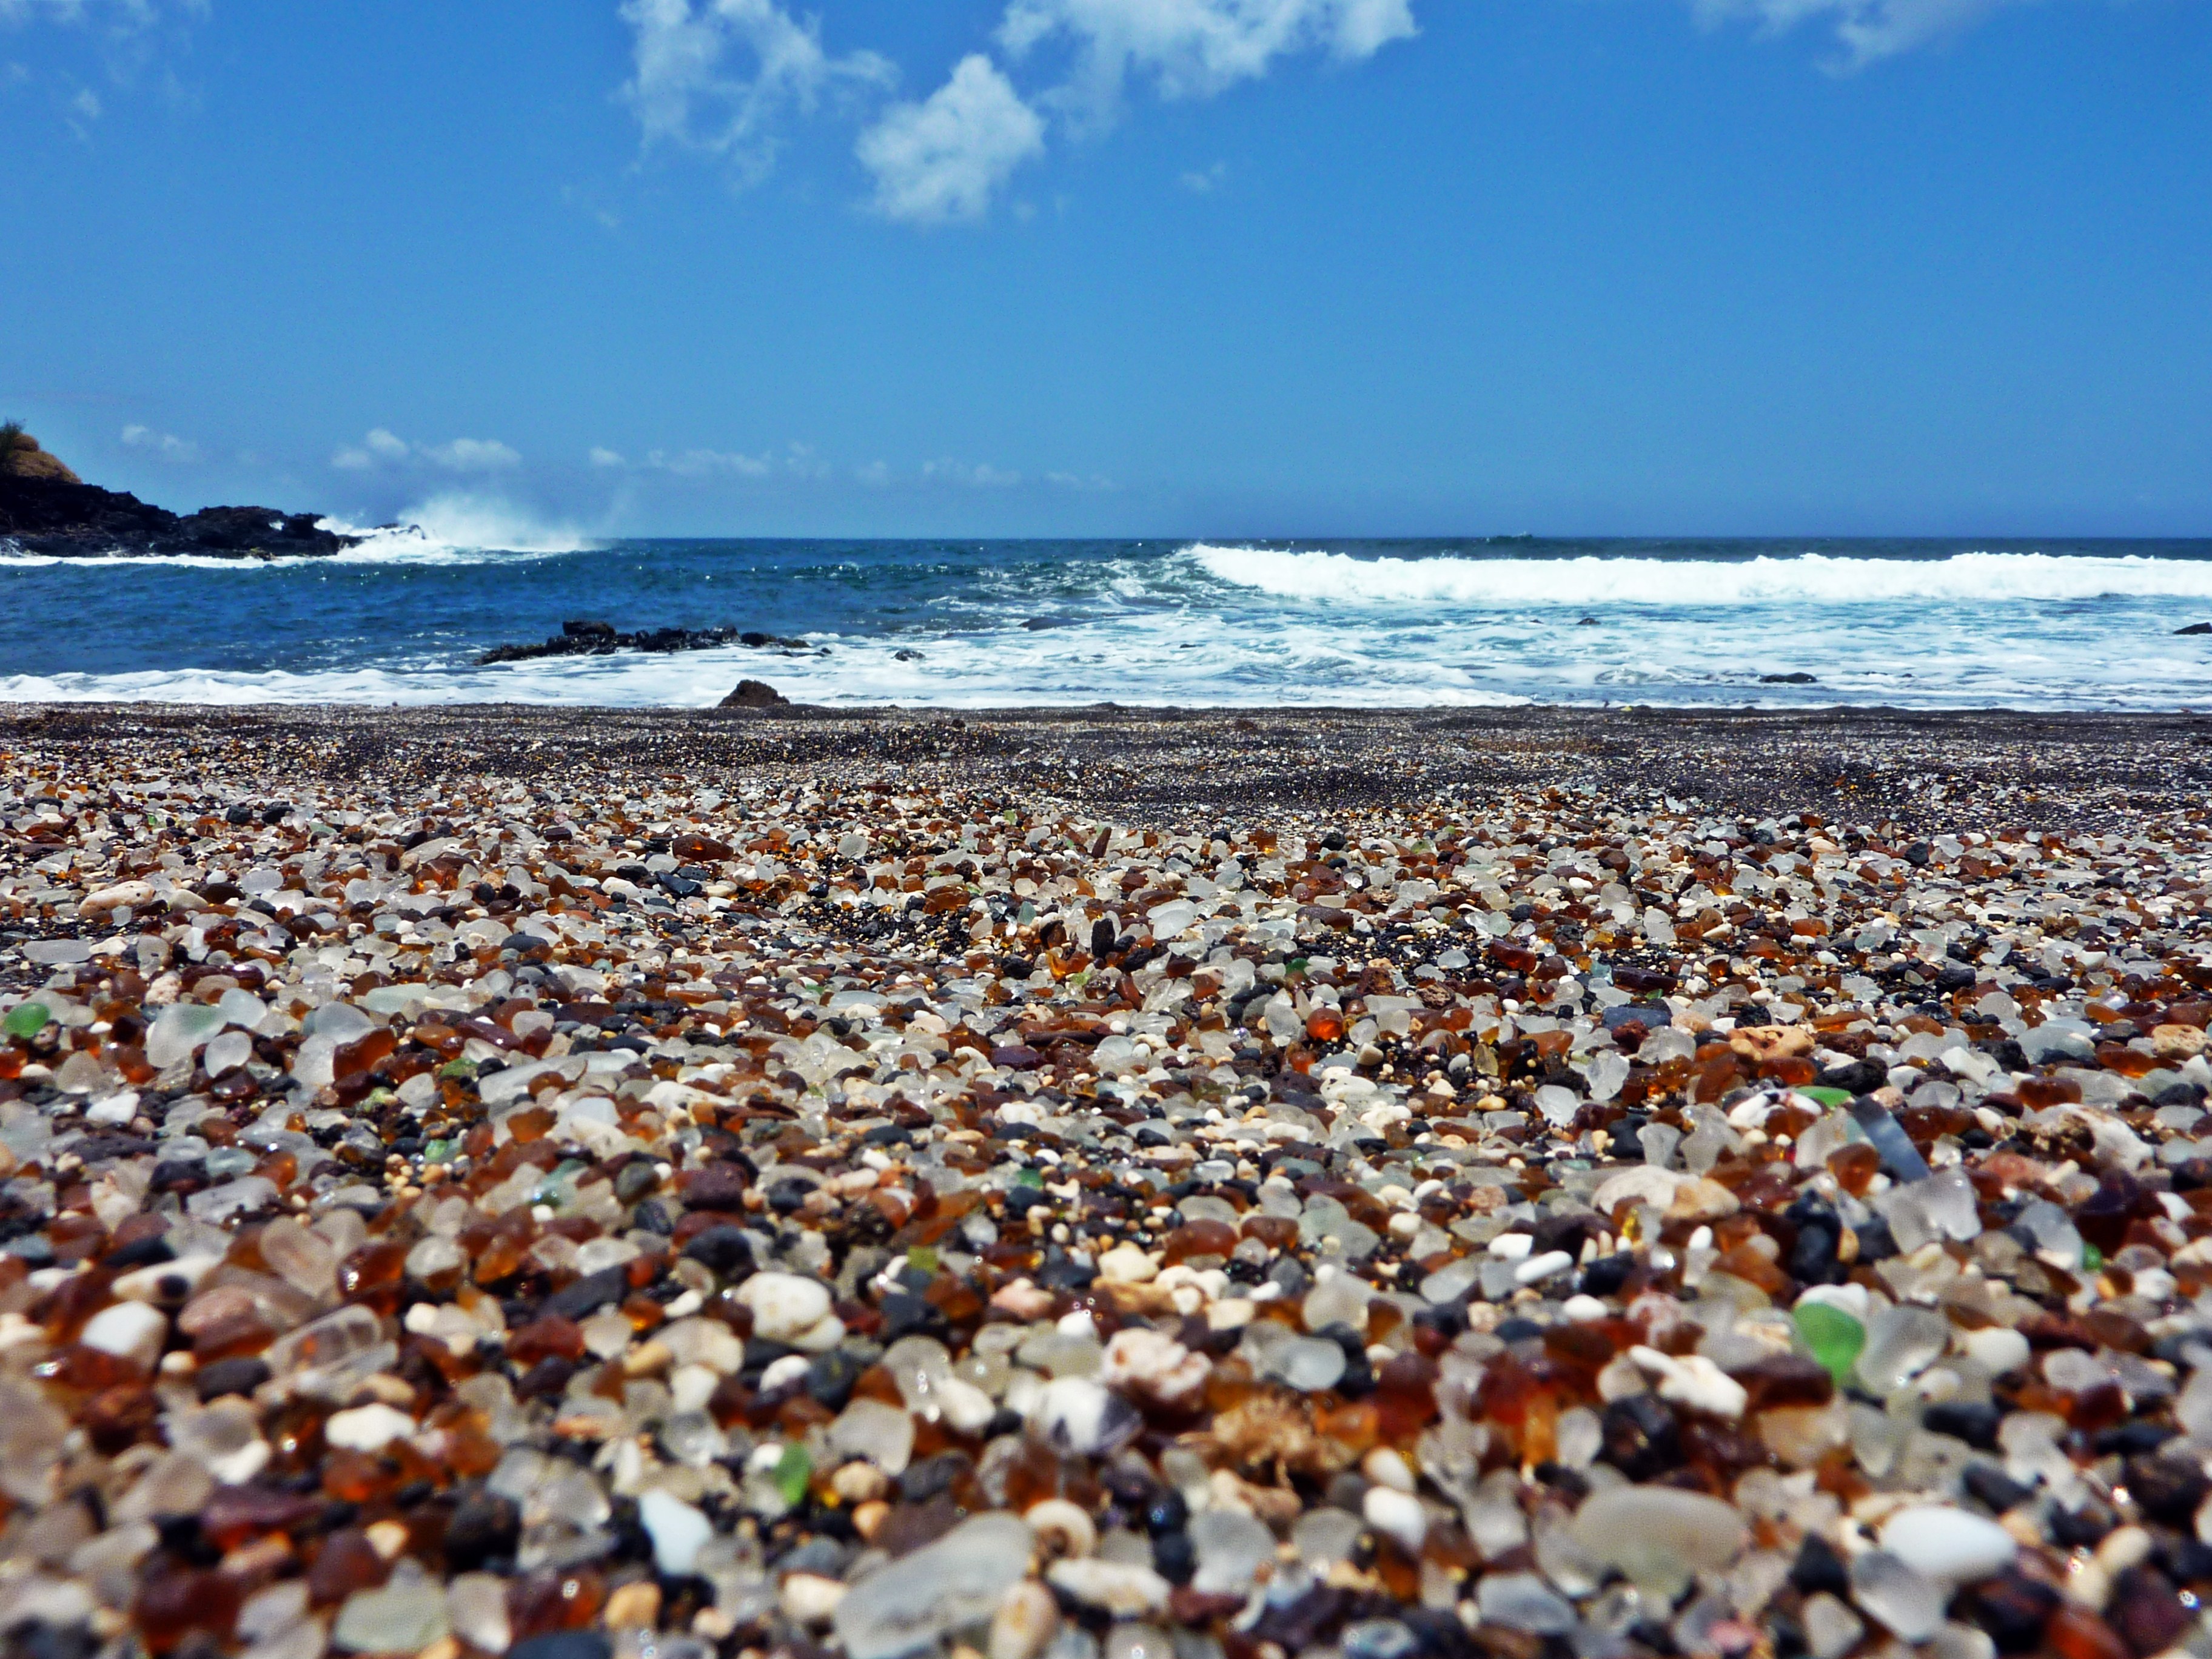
324, 1403, 417, 1453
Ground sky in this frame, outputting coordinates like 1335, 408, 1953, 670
1, 0, 2207, 539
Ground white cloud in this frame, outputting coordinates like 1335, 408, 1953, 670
330, 429, 520, 473
425, 437, 522, 473
633, 442, 831, 478
0, 0, 193, 29
856, 460, 891, 487
120, 422, 198, 462
999, 0, 1415, 125
1691, 0, 2031, 65
856, 54, 1045, 225
1047, 470, 1117, 490
4, 0, 206, 122
1179, 159, 1227, 192
589, 446, 629, 468
618, 0, 893, 183
923, 457, 1023, 487
648, 446, 774, 477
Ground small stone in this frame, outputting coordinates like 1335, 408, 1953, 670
1363, 1486, 1428, 1554
991, 1581, 1060, 1659
324, 1402, 417, 1452
736, 1272, 836, 1344
833, 1513, 1035, 1659
1851, 1549, 1945, 1641
1096, 1245, 1158, 1282
1045, 1557, 1171, 1616
1267, 1336, 1347, 1392
780, 1573, 847, 1626
1516, 1249, 1574, 1285
638, 1488, 712, 1574
1477, 1572, 1578, 1634
1878, 1507, 2019, 1587
447, 1574, 511, 1652
1035, 1376, 1141, 1456
1572, 1485, 1748, 1598
1803, 1592, 1865, 1659
1630, 1346, 1748, 1418
829, 1397, 917, 1476
1959, 1326, 2030, 1377
334, 1580, 449, 1654
1855, 1302, 1949, 1393
1188, 1509, 1274, 1594
79, 1301, 167, 1369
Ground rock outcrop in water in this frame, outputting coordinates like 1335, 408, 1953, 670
0, 426, 359, 558
478, 620, 816, 665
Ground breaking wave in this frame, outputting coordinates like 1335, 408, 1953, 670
1189, 545, 2212, 606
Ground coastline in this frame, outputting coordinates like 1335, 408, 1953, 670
5, 700, 2209, 826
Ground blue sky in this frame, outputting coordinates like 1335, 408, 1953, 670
1, 0, 2206, 538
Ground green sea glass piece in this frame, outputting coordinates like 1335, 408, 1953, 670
1794, 1301, 1866, 1388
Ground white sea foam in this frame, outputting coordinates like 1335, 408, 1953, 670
1189, 545, 2212, 606
0, 549, 320, 570
322, 494, 601, 561
6, 540, 2208, 711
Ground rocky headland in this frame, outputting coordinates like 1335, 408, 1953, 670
0, 424, 360, 559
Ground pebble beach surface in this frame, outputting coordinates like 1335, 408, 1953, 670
3, 702, 2212, 1659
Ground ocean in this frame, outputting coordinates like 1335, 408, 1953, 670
5, 529, 2211, 710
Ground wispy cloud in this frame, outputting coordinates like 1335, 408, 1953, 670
0, 0, 201, 30
424, 437, 521, 473
648, 446, 774, 477
618, 0, 893, 184
856, 54, 1045, 226
120, 422, 198, 461
999, 0, 1415, 129
1047, 470, 1117, 491
2, 0, 207, 126
923, 457, 1023, 487
594, 441, 830, 480
1691, 0, 2036, 66
332, 428, 520, 474
1179, 159, 1227, 193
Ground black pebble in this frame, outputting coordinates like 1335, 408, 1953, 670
1962, 1463, 2034, 1515
194, 1356, 271, 1402
1152, 1530, 1195, 1585
1922, 1399, 2003, 1449
1789, 1532, 1851, 1598
1598, 1393, 1682, 1482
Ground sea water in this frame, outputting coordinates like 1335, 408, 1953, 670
4, 532, 2210, 709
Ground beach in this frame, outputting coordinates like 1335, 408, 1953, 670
2, 699, 2210, 1659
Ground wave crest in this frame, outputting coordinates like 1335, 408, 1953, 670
323, 494, 600, 561
1188, 545, 2212, 606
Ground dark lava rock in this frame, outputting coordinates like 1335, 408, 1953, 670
0, 473, 358, 559
480, 620, 772, 665
720, 678, 790, 709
